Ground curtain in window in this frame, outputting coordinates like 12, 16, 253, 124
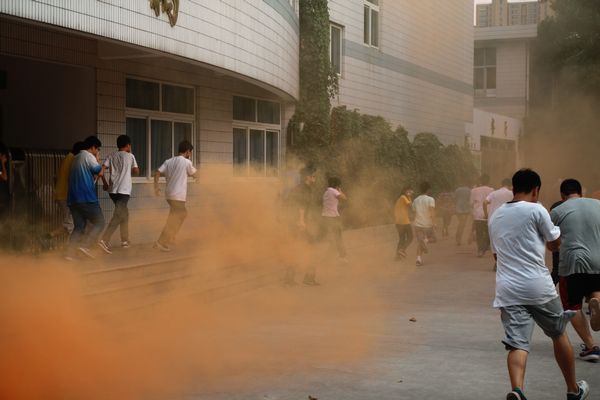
249, 129, 264, 176
151, 120, 172, 172
126, 117, 148, 177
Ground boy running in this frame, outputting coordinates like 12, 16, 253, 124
321, 176, 348, 262
489, 169, 589, 400
100, 135, 139, 250
67, 136, 109, 259
153, 140, 197, 252
412, 182, 435, 267
550, 178, 600, 362
394, 186, 413, 260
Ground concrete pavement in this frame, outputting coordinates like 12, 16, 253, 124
179, 227, 599, 400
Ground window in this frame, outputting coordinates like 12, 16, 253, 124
474, 48, 496, 97
233, 96, 280, 125
330, 23, 343, 75
125, 78, 195, 177
363, 0, 379, 47
233, 128, 279, 177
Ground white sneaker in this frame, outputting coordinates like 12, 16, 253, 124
78, 247, 95, 259
97, 240, 112, 254
121, 241, 130, 249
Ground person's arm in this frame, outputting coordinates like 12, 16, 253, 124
336, 188, 347, 201
154, 170, 162, 196
546, 238, 561, 253
0, 154, 7, 182
297, 207, 306, 230
130, 154, 140, 176
483, 200, 490, 219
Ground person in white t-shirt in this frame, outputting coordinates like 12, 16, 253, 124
489, 168, 588, 400
412, 182, 435, 267
471, 174, 494, 257
100, 135, 139, 250
153, 140, 198, 252
321, 176, 348, 262
484, 178, 513, 221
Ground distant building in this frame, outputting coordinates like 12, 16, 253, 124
476, 0, 554, 28
329, 1, 474, 146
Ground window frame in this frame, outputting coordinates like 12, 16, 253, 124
474, 47, 497, 97
232, 124, 281, 178
125, 76, 196, 181
330, 22, 344, 76
363, 0, 380, 48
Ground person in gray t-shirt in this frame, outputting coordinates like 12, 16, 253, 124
550, 178, 600, 362
454, 183, 472, 246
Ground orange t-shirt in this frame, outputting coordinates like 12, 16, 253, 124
394, 195, 411, 225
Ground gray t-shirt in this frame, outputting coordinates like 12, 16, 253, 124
550, 197, 600, 276
454, 186, 471, 214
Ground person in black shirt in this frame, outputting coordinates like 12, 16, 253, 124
282, 166, 319, 286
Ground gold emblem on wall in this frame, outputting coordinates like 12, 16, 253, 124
149, 0, 179, 27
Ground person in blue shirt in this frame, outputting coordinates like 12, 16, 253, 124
67, 136, 108, 259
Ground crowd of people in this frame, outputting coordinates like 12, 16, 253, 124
45, 135, 197, 260
392, 169, 599, 400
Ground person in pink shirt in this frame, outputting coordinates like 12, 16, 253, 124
471, 174, 494, 257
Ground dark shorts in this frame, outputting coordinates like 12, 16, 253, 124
559, 273, 600, 310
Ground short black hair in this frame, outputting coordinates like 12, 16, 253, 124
71, 141, 85, 155
117, 135, 131, 149
328, 176, 341, 188
480, 174, 490, 185
501, 178, 511, 187
560, 178, 582, 197
178, 140, 193, 154
512, 168, 541, 195
83, 136, 102, 149
419, 181, 431, 194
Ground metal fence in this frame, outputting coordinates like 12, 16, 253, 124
5, 148, 68, 253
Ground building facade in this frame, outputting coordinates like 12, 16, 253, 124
0, 0, 299, 244
328, 0, 474, 146
476, 0, 554, 28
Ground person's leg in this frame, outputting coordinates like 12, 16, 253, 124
83, 202, 105, 249
395, 224, 403, 257
332, 217, 347, 258
570, 311, 596, 350
102, 193, 120, 243
404, 224, 414, 249
158, 200, 187, 245
117, 194, 130, 243
475, 220, 486, 256
552, 333, 579, 393
456, 213, 466, 245
590, 292, 600, 331
67, 204, 86, 256
507, 349, 528, 391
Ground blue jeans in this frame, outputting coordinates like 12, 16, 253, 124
69, 202, 105, 252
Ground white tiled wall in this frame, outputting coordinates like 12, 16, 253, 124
329, 0, 474, 145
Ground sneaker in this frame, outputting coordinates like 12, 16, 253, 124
589, 298, 600, 331
507, 388, 527, 400
121, 241, 130, 249
416, 259, 423, 267
567, 380, 590, 400
78, 247, 95, 259
97, 240, 112, 254
578, 345, 600, 362
153, 241, 171, 252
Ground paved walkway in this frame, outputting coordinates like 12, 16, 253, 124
177, 229, 599, 400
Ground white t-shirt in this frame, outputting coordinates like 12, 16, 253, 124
158, 155, 197, 201
412, 194, 435, 228
489, 201, 560, 308
322, 187, 341, 217
471, 186, 494, 220
103, 151, 138, 195
486, 187, 513, 220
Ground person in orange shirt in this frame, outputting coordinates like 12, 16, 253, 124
44, 141, 84, 243
394, 185, 414, 260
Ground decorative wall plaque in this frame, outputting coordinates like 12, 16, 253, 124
149, 0, 179, 27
